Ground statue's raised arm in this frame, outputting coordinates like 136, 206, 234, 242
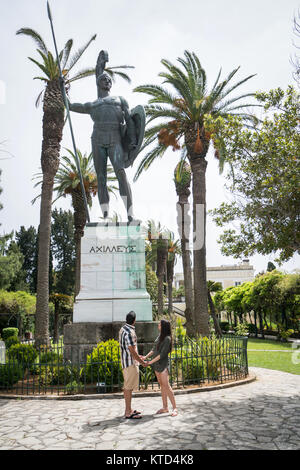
68, 99, 93, 114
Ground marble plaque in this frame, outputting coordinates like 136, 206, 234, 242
73, 223, 152, 322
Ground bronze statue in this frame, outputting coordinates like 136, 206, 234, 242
68, 51, 145, 222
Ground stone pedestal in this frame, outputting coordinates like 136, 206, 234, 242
73, 222, 152, 322
64, 222, 157, 362
64, 321, 158, 362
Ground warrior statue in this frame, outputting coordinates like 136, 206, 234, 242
68, 51, 145, 222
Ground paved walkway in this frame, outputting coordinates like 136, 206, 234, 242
0, 368, 299, 450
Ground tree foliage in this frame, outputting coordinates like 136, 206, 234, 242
15, 226, 37, 292
0, 236, 24, 291
51, 209, 75, 295
211, 87, 300, 262
214, 271, 300, 335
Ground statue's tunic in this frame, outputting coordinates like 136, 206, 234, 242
90, 96, 124, 147
70, 96, 134, 172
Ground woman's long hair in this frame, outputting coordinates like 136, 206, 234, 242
158, 319, 172, 352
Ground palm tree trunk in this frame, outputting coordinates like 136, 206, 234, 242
190, 158, 210, 337
167, 277, 173, 314
35, 181, 54, 346
167, 259, 174, 315
156, 237, 168, 316
72, 190, 87, 298
35, 80, 64, 347
176, 197, 194, 337
74, 231, 81, 297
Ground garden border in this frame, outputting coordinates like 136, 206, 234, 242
0, 373, 256, 400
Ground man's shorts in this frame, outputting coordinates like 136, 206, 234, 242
122, 364, 139, 391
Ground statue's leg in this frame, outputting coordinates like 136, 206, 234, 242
92, 141, 109, 218
109, 143, 133, 220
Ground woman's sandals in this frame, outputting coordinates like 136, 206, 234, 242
154, 408, 178, 417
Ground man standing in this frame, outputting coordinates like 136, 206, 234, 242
119, 311, 145, 419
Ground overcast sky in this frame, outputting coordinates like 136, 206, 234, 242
0, 0, 299, 275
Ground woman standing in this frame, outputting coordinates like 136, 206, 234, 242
143, 319, 178, 417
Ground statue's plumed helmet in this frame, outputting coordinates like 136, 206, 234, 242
97, 72, 112, 87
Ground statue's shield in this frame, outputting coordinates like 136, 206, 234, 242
123, 105, 146, 168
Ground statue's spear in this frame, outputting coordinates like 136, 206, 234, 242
46, 0, 90, 223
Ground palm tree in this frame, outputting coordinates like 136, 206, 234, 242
207, 281, 223, 337
174, 160, 194, 336
166, 233, 181, 315
17, 28, 132, 345
134, 50, 256, 336
55, 149, 117, 296
34, 149, 117, 297
144, 220, 169, 316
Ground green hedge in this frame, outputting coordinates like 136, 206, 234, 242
0, 362, 23, 387
2, 328, 19, 341
38, 364, 81, 386
170, 337, 239, 384
219, 322, 230, 332
7, 343, 38, 366
82, 339, 123, 388
4, 336, 20, 349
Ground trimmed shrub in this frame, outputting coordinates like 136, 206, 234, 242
170, 354, 205, 385
220, 322, 230, 333
82, 339, 123, 388
170, 337, 240, 384
5, 336, 20, 349
2, 328, 19, 341
7, 343, 38, 366
247, 323, 257, 335
39, 351, 63, 365
65, 381, 84, 395
0, 362, 23, 387
30, 351, 63, 376
234, 323, 249, 337
38, 363, 81, 387
175, 318, 186, 345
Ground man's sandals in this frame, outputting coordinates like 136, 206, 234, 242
125, 410, 142, 419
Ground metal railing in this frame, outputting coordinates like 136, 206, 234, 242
0, 336, 248, 396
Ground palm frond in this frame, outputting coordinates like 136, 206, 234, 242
16, 28, 48, 55
105, 69, 132, 83
133, 144, 168, 181
61, 39, 74, 70
67, 34, 97, 72
35, 90, 44, 108
220, 74, 257, 100
68, 68, 95, 83
28, 57, 50, 79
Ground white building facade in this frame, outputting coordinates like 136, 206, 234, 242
174, 259, 255, 290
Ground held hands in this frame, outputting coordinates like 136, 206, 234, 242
139, 356, 151, 367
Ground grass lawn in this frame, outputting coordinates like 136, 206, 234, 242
248, 338, 293, 350
247, 337, 300, 375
